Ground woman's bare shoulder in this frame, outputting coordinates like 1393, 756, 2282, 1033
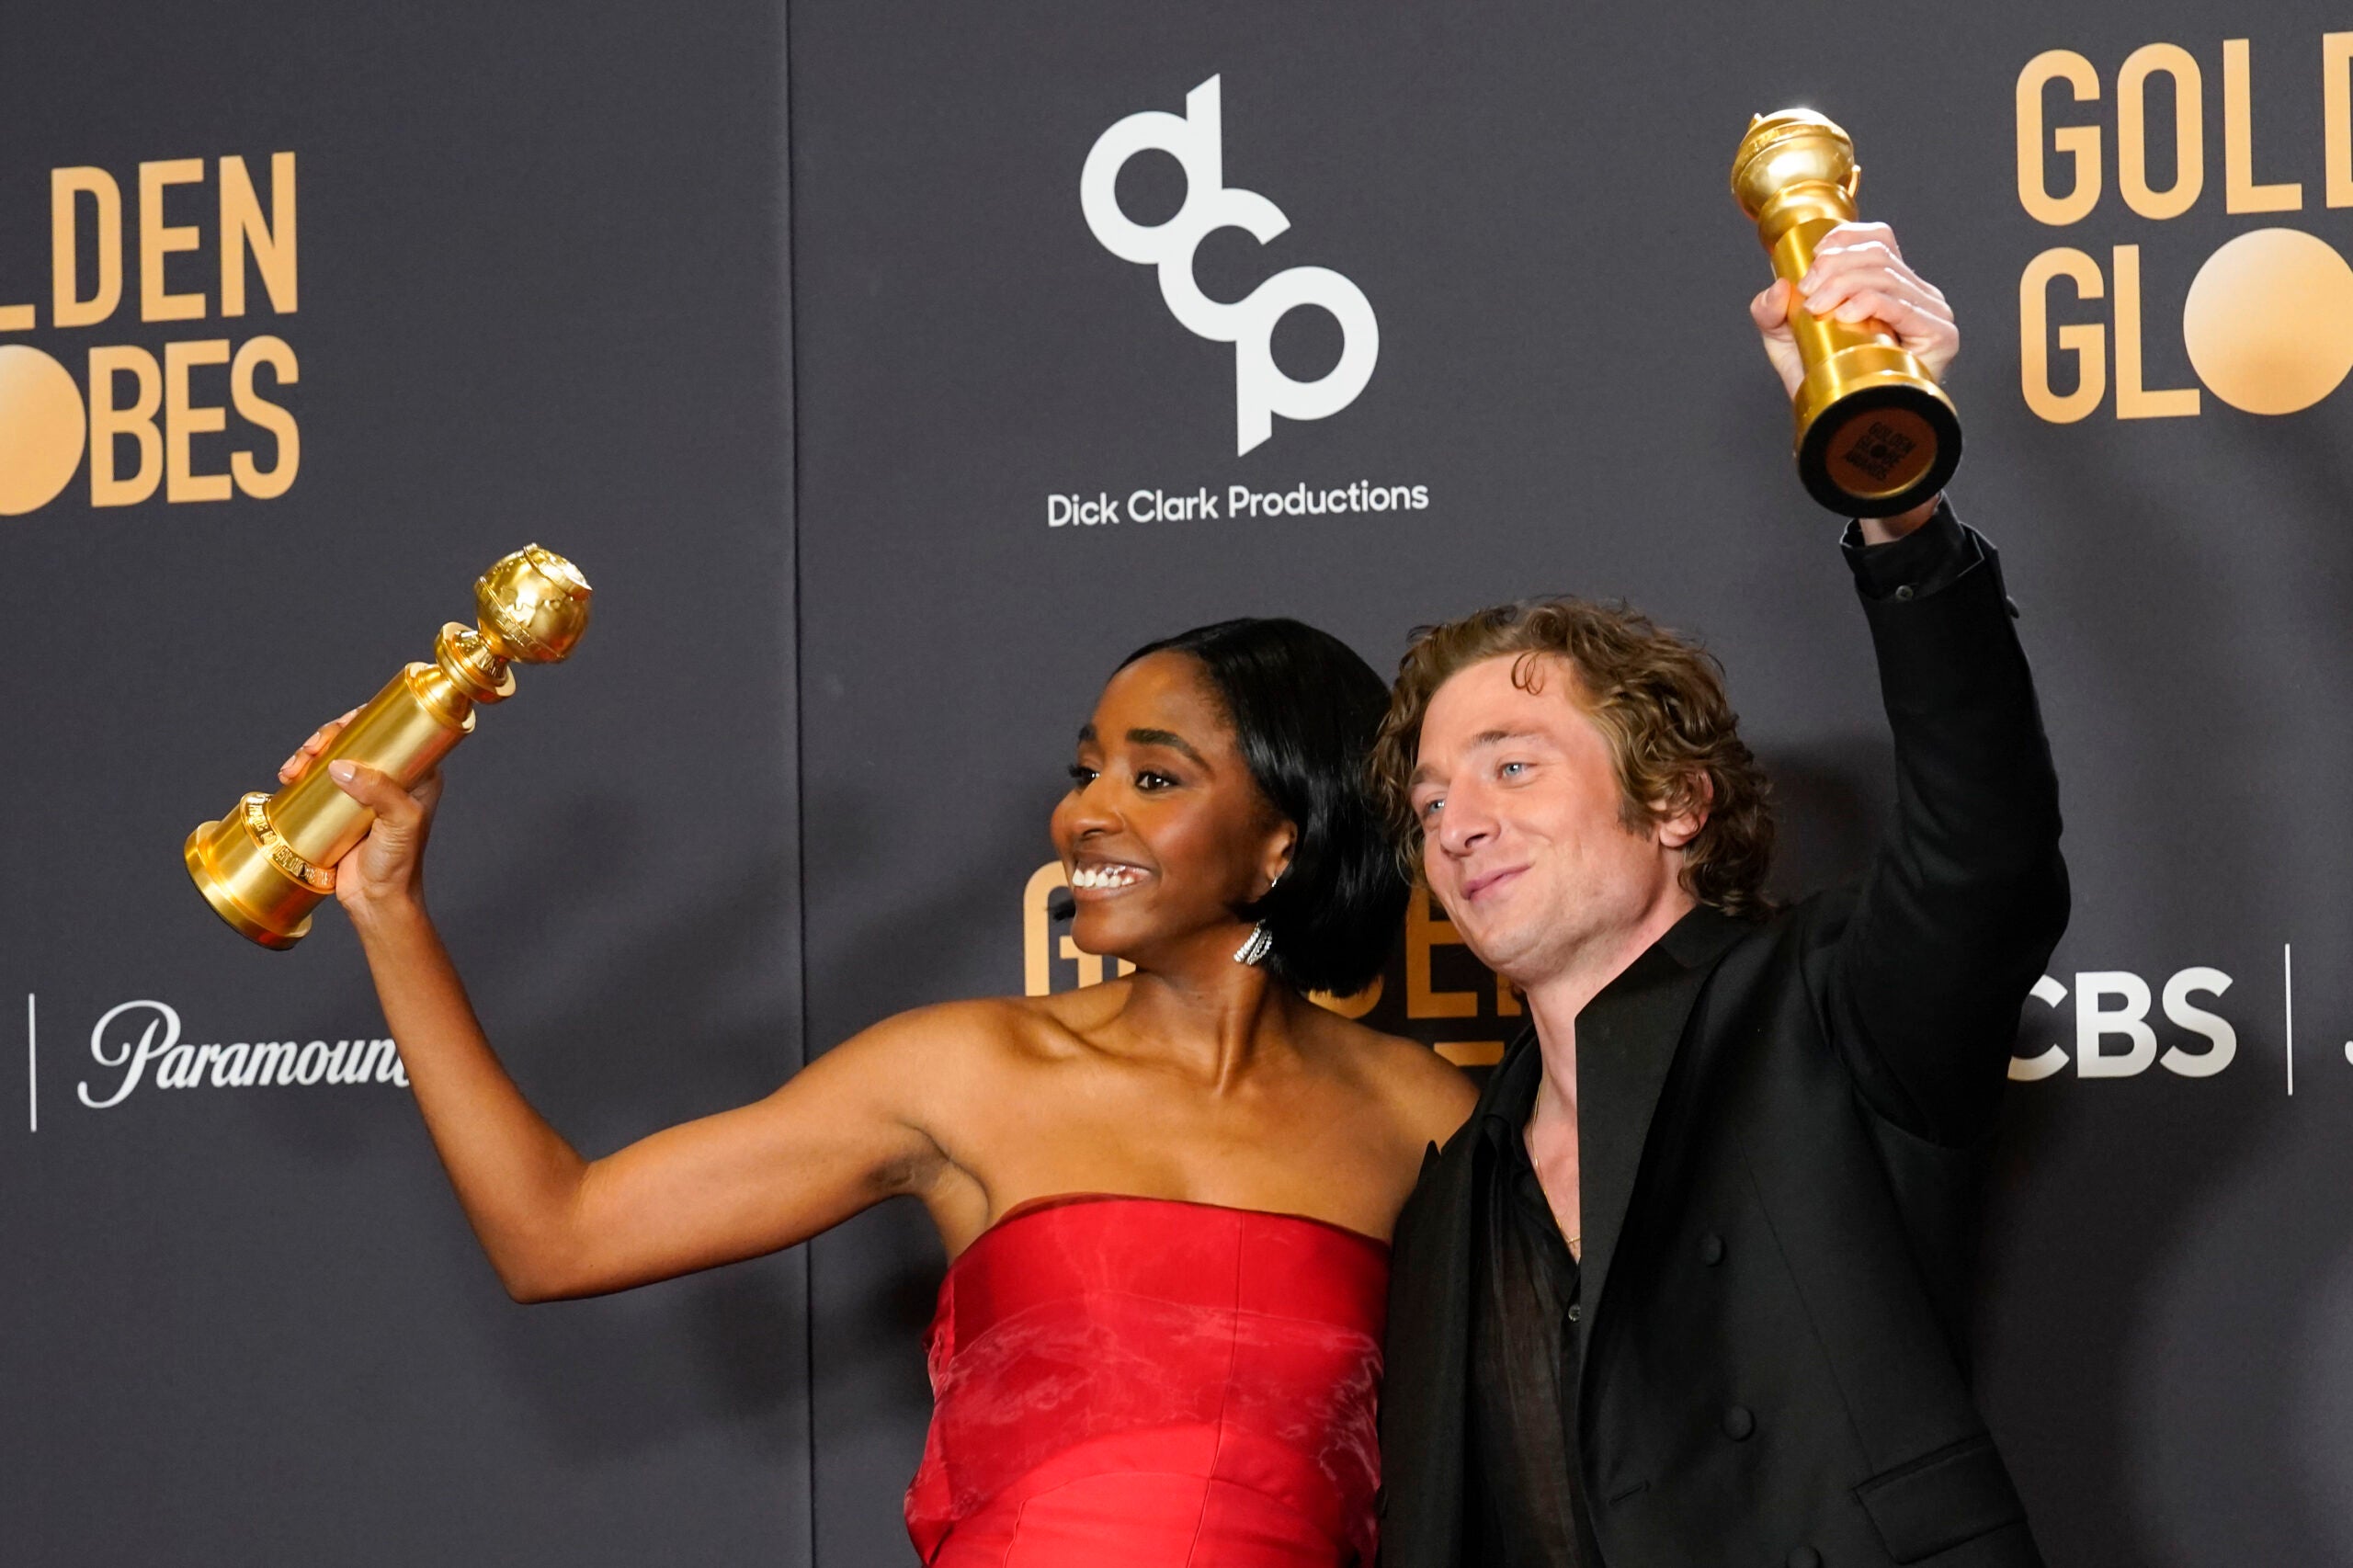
799, 996, 1091, 1137
1315, 1012, 1481, 1144
847, 987, 1122, 1064
847, 988, 1068, 1050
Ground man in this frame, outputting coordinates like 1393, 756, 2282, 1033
1370, 222, 2067, 1568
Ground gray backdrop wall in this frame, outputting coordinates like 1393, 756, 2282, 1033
0, 4, 806, 1563
7, 2, 2352, 1564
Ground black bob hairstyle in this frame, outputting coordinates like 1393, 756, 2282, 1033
1119, 618, 1407, 998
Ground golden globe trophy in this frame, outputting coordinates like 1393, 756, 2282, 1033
1731, 108, 1961, 515
185, 545, 592, 949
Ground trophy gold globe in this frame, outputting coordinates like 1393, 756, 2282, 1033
1731, 108, 1961, 515
185, 546, 592, 949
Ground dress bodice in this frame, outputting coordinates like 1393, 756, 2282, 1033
905, 1195, 1390, 1567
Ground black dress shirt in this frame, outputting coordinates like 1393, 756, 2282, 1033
1457, 504, 1980, 1568
1464, 1031, 1602, 1567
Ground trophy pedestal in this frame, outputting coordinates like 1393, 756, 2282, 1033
186, 795, 325, 949
186, 659, 476, 951
1793, 345, 1961, 516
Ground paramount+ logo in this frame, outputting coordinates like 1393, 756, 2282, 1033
1083, 75, 1379, 455
74, 999, 407, 1111
2017, 34, 2353, 421
0, 151, 300, 517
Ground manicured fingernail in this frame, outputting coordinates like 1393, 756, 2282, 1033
329, 760, 356, 783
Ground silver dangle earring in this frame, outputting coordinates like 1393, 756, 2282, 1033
1233, 870, 1282, 966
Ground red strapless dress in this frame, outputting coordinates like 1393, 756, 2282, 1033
904, 1195, 1389, 1567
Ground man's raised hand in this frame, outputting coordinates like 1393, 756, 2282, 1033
1747, 221, 1960, 400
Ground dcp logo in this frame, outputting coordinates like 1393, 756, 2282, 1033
1083, 75, 1379, 455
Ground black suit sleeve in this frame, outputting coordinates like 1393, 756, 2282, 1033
1821, 501, 2070, 1144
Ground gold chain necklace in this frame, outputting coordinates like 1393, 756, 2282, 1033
1528, 1142, 1582, 1257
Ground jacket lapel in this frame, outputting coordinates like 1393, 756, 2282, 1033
1379, 1098, 1494, 1567
1575, 907, 1745, 1381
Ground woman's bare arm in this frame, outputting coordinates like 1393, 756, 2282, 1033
290, 722, 952, 1302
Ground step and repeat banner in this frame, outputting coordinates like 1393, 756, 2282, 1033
792, 4, 2353, 1566
8, 0, 2352, 1564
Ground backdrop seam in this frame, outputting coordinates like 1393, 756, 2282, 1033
779, 0, 818, 1562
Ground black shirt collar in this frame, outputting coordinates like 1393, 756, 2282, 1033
1478, 903, 1749, 1144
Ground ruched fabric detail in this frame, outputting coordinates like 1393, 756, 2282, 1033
904, 1196, 1388, 1567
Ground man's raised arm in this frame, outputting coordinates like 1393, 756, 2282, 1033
1749, 221, 2068, 1143
1823, 500, 2069, 1142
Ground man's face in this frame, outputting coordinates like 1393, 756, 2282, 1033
1408, 654, 1694, 988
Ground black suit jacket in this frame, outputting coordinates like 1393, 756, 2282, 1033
1380, 519, 2068, 1568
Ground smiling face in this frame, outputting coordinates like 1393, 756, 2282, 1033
1050, 652, 1294, 972
1408, 653, 1700, 989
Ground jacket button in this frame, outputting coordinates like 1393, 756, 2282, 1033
1893, 583, 1915, 601
1699, 1232, 1724, 1266
1722, 1404, 1755, 1440
1788, 1549, 1822, 1568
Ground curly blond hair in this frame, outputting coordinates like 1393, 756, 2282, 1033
1370, 598, 1776, 920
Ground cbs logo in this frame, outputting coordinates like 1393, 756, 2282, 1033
2010, 966, 2235, 1080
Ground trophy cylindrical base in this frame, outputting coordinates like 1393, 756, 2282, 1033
186, 664, 475, 949
1791, 345, 1961, 517
185, 798, 323, 949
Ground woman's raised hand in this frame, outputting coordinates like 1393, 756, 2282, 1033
278, 710, 445, 918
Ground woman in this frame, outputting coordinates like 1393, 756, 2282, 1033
291, 617, 1476, 1566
